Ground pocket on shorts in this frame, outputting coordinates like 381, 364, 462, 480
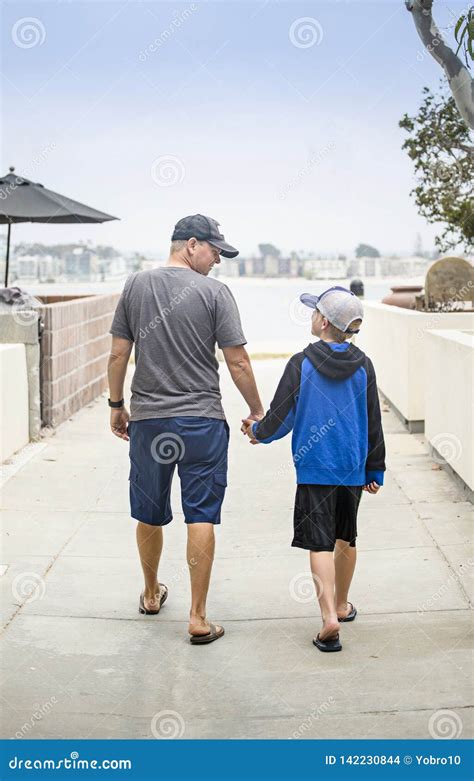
213, 472, 227, 488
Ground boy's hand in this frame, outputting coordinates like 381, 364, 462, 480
362, 481, 380, 494
241, 418, 259, 445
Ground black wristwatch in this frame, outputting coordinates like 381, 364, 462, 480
108, 398, 124, 408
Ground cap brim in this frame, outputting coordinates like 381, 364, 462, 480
300, 293, 320, 309
208, 239, 239, 259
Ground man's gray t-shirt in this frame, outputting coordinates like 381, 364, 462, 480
109, 267, 246, 421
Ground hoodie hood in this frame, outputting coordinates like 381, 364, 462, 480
303, 341, 366, 380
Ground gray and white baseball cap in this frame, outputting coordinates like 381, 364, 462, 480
300, 286, 364, 333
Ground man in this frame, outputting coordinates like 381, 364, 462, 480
107, 214, 264, 644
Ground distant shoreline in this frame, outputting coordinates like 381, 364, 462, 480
20, 273, 425, 297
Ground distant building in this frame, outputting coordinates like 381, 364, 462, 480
65, 248, 99, 280
220, 253, 300, 278
386, 256, 432, 277
262, 254, 279, 276
141, 259, 160, 272
302, 258, 348, 279
106, 256, 126, 278
17, 255, 39, 280
347, 255, 432, 278
244, 257, 254, 276
38, 255, 60, 281
218, 258, 239, 277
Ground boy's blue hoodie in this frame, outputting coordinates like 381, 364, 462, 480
251, 341, 386, 487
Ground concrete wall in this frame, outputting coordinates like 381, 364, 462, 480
0, 344, 29, 461
355, 302, 474, 428
425, 329, 473, 491
40, 293, 120, 427
0, 311, 41, 441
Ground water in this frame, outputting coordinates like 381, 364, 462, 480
217, 276, 421, 346
24, 274, 423, 347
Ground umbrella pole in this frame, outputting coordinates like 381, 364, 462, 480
4, 221, 11, 288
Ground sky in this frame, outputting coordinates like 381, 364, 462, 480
0, 0, 469, 257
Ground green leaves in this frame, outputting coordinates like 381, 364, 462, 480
399, 83, 474, 252
455, 7, 474, 66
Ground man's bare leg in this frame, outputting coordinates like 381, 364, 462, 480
334, 539, 357, 619
309, 551, 340, 641
187, 523, 222, 636
136, 521, 165, 611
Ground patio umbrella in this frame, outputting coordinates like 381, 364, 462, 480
0, 166, 118, 286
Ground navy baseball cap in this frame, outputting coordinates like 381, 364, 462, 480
171, 214, 239, 258
300, 286, 364, 333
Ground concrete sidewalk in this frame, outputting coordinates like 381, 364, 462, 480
1, 360, 472, 740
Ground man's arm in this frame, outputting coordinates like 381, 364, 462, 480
108, 336, 133, 440
222, 345, 264, 420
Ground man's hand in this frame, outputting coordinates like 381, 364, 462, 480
110, 407, 130, 441
362, 481, 380, 494
247, 409, 264, 422
241, 417, 259, 444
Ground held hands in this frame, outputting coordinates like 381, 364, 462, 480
362, 481, 380, 494
241, 410, 264, 445
110, 407, 130, 441
241, 418, 259, 444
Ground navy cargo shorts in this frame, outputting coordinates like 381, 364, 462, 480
128, 416, 230, 526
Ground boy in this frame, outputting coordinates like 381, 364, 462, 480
241, 286, 385, 653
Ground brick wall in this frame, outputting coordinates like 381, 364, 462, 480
39, 293, 120, 427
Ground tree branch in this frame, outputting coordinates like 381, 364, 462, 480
405, 0, 474, 128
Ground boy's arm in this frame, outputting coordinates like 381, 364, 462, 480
365, 358, 386, 486
251, 354, 303, 444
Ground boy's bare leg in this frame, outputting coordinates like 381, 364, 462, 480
334, 539, 357, 619
187, 523, 222, 636
309, 551, 340, 640
136, 522, 164, 611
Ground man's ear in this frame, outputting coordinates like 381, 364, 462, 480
187, 237, 197, 254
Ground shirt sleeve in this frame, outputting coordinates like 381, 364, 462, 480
252, 354, 303, 444
365, 357, 386, 485
109, 274, 136, 342
214, 284, 247, 348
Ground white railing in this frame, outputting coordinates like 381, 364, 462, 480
355, 302, 474, 429
0, 344, 29, 461
425, 329, 473, 491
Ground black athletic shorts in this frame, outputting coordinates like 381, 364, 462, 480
292, 484, 363, 552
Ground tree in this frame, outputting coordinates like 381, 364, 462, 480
405, 1, 474, 128
13, 242, 80, 257
454, 8, 474, 66
355, 243, 380, 258
95, 244, 120, 259
258, 243, 280, 257
399, 84, 474, 251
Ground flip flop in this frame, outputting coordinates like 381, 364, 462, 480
189, 622, 225, 645
313, 632, 342, 652
338, 602, 357, 622
138, 584, 168, 615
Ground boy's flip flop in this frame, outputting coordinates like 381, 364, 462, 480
339, 602, 357, 622
138, 584, 168, 615
313, 633, 342, 652
189, 622, 225, 645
